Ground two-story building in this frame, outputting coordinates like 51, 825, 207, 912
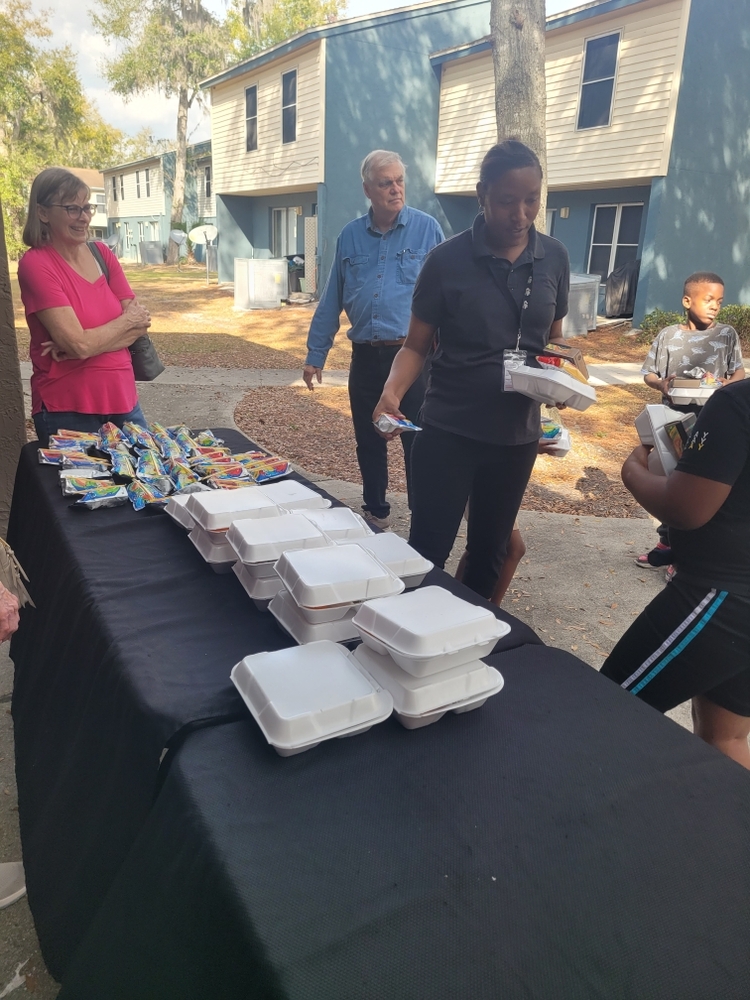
103, 140, 215, 261
431, 0, 750, 320
201, 0, 493, 289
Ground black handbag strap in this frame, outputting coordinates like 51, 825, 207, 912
87, 241, 110, 282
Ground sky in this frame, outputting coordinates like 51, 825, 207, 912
30, 0, 575, 144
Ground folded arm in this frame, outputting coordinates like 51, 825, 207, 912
37, 298, 151, 361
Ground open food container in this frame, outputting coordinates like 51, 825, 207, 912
269, 589, 360, 644
230, 641, 393, 756
275, 544, 404, 620
257, 480, 332, 511
296, 507, 374, 540
352, 585, 509, 677
348, 533, 433, 588
232, 562, 283, 610
510, 364, 597, 411
635, 404, 696, 477
669, 385, 716, 405
353, 643, 504, 729
189, 525, 237, 573
226, 512, 330, 566
186, 488, 281, 532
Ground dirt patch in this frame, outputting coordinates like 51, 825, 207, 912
234, 382, 654, 518
566, 322, 649, 365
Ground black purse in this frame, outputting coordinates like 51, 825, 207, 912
88, 242, 165, 381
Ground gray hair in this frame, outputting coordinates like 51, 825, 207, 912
23, 168, 89, 248
360, 150, 406, 184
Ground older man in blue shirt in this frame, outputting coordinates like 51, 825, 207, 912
303, 150, 444, 529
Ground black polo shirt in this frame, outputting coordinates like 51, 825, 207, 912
412, 216, 570, 446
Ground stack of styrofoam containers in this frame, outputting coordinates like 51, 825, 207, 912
256, 480, 332, 512
227, 513, 331, 611
231, 640, 393, 756
351, 586, 508, 729
269, 544, 405, 645
163, 484, 212, 531
634, 404, 696, 477
185, 488, 281, 573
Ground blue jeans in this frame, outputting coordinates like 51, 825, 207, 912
33, 401, 148, 446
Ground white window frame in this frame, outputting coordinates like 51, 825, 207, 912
271, 206, 300, 257
545, 208, 556, 238
119, 175, 125, 200
576, 30, 621, 132
245, 84, 258, 152
136, 170, 141, 198
204, 165, 212, 200
150, 221, 160, 241
138, 221, 144, 242
587, 202, 644, 282
281, 68, 297, 145
112, 176, 117, 203
145, 168, 151, 198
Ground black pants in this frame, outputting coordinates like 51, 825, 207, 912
348, 343, 426, 519
408, 424, 538, 600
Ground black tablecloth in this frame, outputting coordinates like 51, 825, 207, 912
7, 431, 539, 977
58, 643, 750, 1000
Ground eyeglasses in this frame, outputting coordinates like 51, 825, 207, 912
46, 203, 98, 219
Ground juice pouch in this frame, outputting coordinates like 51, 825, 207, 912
72, 485, 129, 509
61, 454, 111, 471
110, 452, 137, 481
207, 476, 256, 490
127, 480, 169, 511
136, 451, 167, 479
48, 435, 98, 451
39, 449, 82, 466
61, 477, 116, 496
99, 422, 129, 452
194, 430, 225, 448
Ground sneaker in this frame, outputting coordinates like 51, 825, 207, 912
634, 543, 672, 569
363, 512, 391, 531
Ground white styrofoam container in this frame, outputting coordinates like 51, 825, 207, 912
233, 562, 284, 609
347, 533, 433, 588
669, 386, 715, 404
352, 642, 504, 717
510, 364, 597, 411
235, 559, 278, 580
269, 589, 359, 644
538, 427, 571, 457
186, 488, 281, 532
296, 507, 374, 540
634, 404, 692, 447
230, 641, 393, 755
226, 513, 329, 565
352, 586, 509, 676
257, 480, 332, 511
165, 494, 198, 530
189, 526, 237, 574
275, 544, 404, 610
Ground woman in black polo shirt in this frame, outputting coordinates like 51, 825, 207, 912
374, 140, 569, 600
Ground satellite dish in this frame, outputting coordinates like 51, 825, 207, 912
188, 224, 218, 245
169, 230, 188, 245
104, 233, 120, 249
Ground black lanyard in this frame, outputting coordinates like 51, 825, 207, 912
486, 259, 534, 351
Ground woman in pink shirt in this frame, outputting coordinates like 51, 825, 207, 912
17, 167, 152, 445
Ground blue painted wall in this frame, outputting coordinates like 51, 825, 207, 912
217, 191, 317, 280
319, 0, 490, 281
633, 0, 750, 322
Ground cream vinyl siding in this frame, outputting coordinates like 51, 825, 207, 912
210, 41, 324, 196
104, 162, 163, 216
434, 0, 688, 194
196, 160, 214, 217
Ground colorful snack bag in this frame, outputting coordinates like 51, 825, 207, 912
196, 462, 250, 479
61, 477, 116, 496
59, 466, 113, 481
72, 485, 129, 509
136, 451, 167, 479
39, 449, 87, 466
232, 451, 269, 464
61, 454, 111, 471
55, 429, 99, 440
174, 428, 200, 457
194, 430, 225, 448
127, 480, 169, 511
48, 435, 98, 451
540, 418, 563, 441
99, 422, 130, 453
139, 474, 173, 496
374, 414, 422, 434
110, 452, 137, 480
194, 446, 231, 459
206, 476, 256, 490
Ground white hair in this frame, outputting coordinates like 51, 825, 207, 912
360, 150, 406, 183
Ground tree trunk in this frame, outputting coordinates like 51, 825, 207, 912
490, 0, 548, 230
0, 202, 28, 538
166, 84, 190, 265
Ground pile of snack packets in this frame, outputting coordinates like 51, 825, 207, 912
38, 422, 290, 511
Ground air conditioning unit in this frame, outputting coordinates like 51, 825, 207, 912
234, 258, 289, 310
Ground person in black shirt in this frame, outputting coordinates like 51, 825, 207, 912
373, 140, 570, 600
601, 379, 750, 768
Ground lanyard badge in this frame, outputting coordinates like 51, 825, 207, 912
502, 270, 533, 392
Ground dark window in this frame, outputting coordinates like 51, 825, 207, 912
245, 86, 258, 152
119, 175, 125, 200
145, 168, 150, 197
136, 170, 141, 198
588, 203, 644, 281
577, 32, 620, 130
112, 176, 117, 202
205, 165, 211, 199
282, 70, 297, 144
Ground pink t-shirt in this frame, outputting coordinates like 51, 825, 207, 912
18, 243, 138, 415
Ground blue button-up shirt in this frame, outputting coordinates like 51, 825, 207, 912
305, 205, 444, 369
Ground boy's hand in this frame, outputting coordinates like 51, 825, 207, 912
645, 373, 675, 396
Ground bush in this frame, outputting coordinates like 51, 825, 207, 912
638, 305, 750, 349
